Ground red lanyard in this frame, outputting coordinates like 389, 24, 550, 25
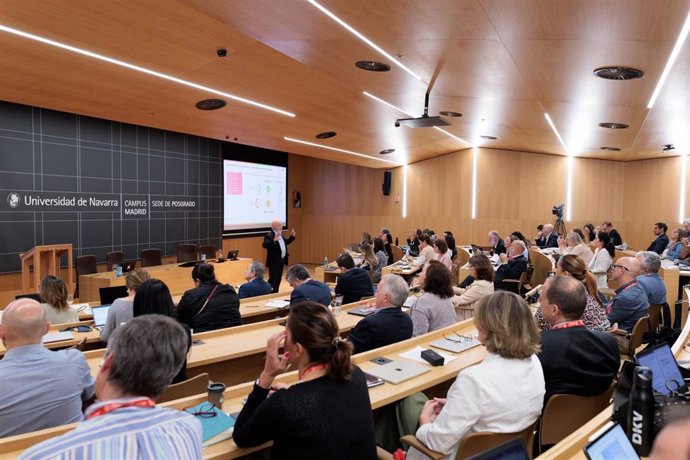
299, 363, 328, 381
551, 320, 584, 330
87, 397, 155, 420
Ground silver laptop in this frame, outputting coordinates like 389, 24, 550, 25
92, 305, 111, 329
366, 360, 431, 384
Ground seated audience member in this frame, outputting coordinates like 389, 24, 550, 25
635, 251, 667, 305
100, 268, 151, 342
537, 276, 619, 403
648, 222, 669, 254
588, 231, 615, 288
372, 238, 388, 283
359, 242, 379, 274
411, 261, 456, 336
444, 231, 457, 260
494, 241, 528, 292
407, 291, 544, 460
233, 302, 377, 459
407, 229, 422, 248
608, 257, 649, 343
600, 220, 623, 246
536, 255, 610, 331
433, 239, 452, 271
487, 230, 506, 255
286, 264, 332, 307
238, 261, 273, 299
136, 279, 190, 383
20, 315, 202, 460
380, 228, 395, 265
176, 263, 241, 333
0, 298, 94, 438
663, 228, 687, 260
511, 231, 530, 258
335, 253, 374, 304
347, 274, 413, 354
408, 234, 435, 267
557, 231, 593, 265
361, 231, 372, 247
535, 223, 559, 248
38, 275, 78, 324
453, 255, 495, 321
684, 217, 690, 234
572, 227, 586, 242
583, 223, 596, 243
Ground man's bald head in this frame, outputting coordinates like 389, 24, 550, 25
543, 224, 554, 233
271, 220, 282, 231
0, 298, 49, 346
617, 256, 640, 275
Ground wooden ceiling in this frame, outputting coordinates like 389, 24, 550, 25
0, 0, 688, 168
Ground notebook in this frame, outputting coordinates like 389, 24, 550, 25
635, 343, 688, 395
91, 305, 111, 328
429, 337, 482, 354
99, 285, 128, 305
185, 403, 236, 448
265, 299, 290, 309
365, 360, 431, 384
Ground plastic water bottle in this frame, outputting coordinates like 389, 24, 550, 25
627, 366, 654, 456
323, 256, 328, 268
201, 253, 206, 262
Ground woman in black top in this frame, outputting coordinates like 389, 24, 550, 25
234, 301, 377, 460
175, 262, 241, 333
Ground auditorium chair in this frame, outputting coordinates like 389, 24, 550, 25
140, 248, 162, 267
105, 251, 124, 271
198, 245, 216, 261
176, 244, 198, 263
157, 373, 209, 403
75, 254, 97, 299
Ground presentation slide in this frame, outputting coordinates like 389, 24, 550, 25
223, 160, 286, 232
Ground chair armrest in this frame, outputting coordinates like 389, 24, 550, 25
400, 435, 445, 460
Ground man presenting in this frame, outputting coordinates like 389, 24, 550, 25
263, 220, 296, 293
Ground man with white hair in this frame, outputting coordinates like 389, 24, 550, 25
535, 224, 559, 248
487, 231, 506, 256
635, 251, 667, 305
494, 241, 528, 292
238, 261, 273, 299
262, 220, 296, 293
0, 298, 94, 437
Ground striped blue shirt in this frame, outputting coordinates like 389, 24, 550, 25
19, 399, 202, 460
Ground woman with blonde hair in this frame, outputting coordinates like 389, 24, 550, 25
359, 242, 379, 273
38, 275, 78, 324
100, 268, 151, 342
453, 254, 495, 320
407, 291, 544, 460
558, 231, 593, 265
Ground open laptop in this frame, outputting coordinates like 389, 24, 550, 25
91, 305, 111, 329
365, 360, 431, 384
467, 437, 529, 460
226, 250, 239, 261
583, 422, 639, 460
348, 305, 377, 317
99, 286, 128, 306
635, 343, 688, 395
120, 259, 136, 273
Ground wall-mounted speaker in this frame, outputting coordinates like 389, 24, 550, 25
382, 171, 392, 196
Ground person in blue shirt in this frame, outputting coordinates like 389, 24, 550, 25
286, 264, 332, 307
238, 261, 273, 299
608, 257, 649, 354
635, 251, 667, 305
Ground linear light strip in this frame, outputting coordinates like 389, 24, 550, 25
433, 127, 472, 146
284, 136, 401, 165
307, 0, 422, 81
0, 24, 295, 117
680, 153, 688, 223
402, 164, 408, 218
647, 11, 690, 109
471, 147, 478, 219
544, 113, 570, 154
566, 155, 574, 222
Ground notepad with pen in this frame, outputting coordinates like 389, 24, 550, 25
185, 403, 236, 447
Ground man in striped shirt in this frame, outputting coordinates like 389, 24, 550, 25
21, 315, 202, 460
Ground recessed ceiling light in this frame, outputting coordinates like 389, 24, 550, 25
195, 99, 227, 110
284, 137, 401, 165
593, 66, 644, 80
439, 111, 463, 117
315, 131, 337, 139
379, 148, 395, 154
598, 122, 629, 129
355, 61, 390, 72
600, 146, 621, 151
480, 135, 497, 140
0, 24, 295, 117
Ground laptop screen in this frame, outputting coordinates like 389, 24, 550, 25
467, 437, 528, 460
584, 423, 638, 460
92, 305, 111, 328
99, 286, 128, 306
636, 343, 687, 395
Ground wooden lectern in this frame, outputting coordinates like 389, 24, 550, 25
19, 244, 74, 294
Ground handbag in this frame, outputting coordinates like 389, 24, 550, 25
192, 284, 219, 319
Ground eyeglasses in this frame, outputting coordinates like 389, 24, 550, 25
185, 402, 217, 418
610, 264, 629, 271
443, 331, 475, 343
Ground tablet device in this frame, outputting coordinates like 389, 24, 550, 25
583, 422, 639, 460
635, 343, 688, 395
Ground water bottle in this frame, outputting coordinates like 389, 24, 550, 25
627, 366, 654, 456
395, 237, 399, 246
201, 253, 206, 262
323, 256, 328, 268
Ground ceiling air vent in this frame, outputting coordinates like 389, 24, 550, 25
315, 131, 337, 139
593, 66, 644, 80
195, 99, 226, 110
355, 61, 391, 72
379, 148, 395, 154
598, 122, 629, 129
600, 146, 621, 151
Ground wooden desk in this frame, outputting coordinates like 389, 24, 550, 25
314, 263, 342, 283
382, 262, 421, 278
78, 258, 252, 302
0, 321, 482, 460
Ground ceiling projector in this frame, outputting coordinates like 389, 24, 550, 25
395, 93, 451, 128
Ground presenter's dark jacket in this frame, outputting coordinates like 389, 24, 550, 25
535, 233, 559, 249
335, 268, 374, 305
238, 278, 273, 299
262, 230, 295, 267
348, 306, 413, 354
538, 326, 620, 403
647, 233, 670, 255
176, 281, 242, 332
493, 255, 527, 292
289, 279, 332, 307
233, 366, 377, 460
609, 229, 623, 246
493, 239, 507, 256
